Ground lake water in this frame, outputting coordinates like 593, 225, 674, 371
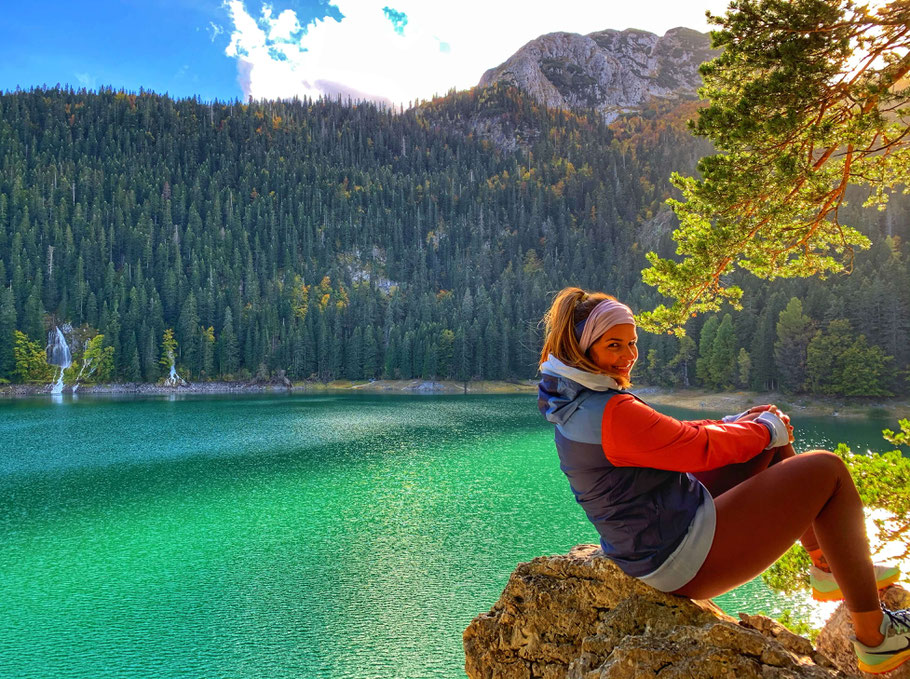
0, 392, 900, 678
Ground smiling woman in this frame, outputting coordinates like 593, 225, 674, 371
537, 289, 634, 387
537, 286, 910, 675
587, 325, 638, 383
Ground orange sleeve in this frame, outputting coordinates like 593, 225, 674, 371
601, 394, 771, 472
681, 418, 720, 427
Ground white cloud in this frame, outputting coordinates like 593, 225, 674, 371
262, 5, 302, 42
223, 0, 731, 106
208, 22, 225, 42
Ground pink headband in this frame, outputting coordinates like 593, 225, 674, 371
576, 300, 636, 352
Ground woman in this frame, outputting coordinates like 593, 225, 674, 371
537, 287, 909, 675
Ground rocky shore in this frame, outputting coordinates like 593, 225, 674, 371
2, 380, 907, 419
632, 386, 910, 421
0, 378, 539, 398
464, 544, 910, 678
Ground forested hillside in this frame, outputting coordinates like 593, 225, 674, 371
0, 86, 907, 395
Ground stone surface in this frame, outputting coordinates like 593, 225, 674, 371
739, 613, 837, 670
816, 585, 910, 678
464, 545, 848, 679
478, 27, 717, 121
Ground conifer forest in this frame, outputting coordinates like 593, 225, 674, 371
1, 86, 908, 396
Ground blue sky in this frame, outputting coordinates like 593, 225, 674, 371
0, 0, 338, 101
0, 0, 729, 105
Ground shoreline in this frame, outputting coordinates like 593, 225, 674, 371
0, 378, 540, 398
2, 379, 908, 419
632, 386, 910, 420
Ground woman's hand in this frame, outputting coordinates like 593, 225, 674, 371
746, 404, 794, 443
735, 412, 761, 422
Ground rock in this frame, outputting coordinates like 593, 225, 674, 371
464, 544, 847, 679
248, 368, 292, 389
739, 614, 837, 669
816, 585, 910, 678
478, 27, 717, 121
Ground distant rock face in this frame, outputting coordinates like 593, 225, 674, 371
478, 27, 717, 120
463, 544, 849, 679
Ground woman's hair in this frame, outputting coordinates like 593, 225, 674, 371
539, 287, 631, 387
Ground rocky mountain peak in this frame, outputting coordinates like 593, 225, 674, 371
478, 26, 717, 120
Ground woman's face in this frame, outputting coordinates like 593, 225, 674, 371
587, 323, 638, 379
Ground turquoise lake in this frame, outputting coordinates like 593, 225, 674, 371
0, 392, 900, 678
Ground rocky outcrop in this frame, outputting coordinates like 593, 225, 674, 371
464, 544, 848, 678
478, 28, 717, 121
249, 368, 293, 388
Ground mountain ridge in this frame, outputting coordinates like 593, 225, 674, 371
478, 26, 717, 120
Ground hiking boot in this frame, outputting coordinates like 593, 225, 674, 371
853, 607, 910, 674
810, 563, 900, 602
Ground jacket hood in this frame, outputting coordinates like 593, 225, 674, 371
538, 355, 623, 425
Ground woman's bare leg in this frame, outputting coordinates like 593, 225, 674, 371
674, 450, 884, 645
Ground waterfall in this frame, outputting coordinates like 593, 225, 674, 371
163, 350, 185, 387
47, 326, 73, 394
71, 338, 89, 393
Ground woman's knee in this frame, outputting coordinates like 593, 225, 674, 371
798, 450, 851, 484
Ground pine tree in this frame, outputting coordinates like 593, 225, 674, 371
667, 334, 695, 387
641, 0, 910, 331
177, 292, 200, 376
774, 298, 813, 393
805, 319, 892, 396
485, 319, 501, 380
643, 349, 661, 385
200, 326, 215, 379
749, 297, 782, 391
346, 326, 362, 379
696, 316, 719, 387
104, 308, 122, 375
422, 340, 438, 379
438, 329, 454, 379
23, 289, 44, 342
218, 307, 238, 377
127, 347, 142, 381
317, 314, 331, 380
361, 325, 377, 379
384, 329, 399, 379
736, 348, 751, 389
330, 313, 343, 379
142, 327, 159, 382
0, 287, 17, 380
709, 314, 736, 389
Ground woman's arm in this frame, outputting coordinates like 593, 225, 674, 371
601, 394, 778, 472
682, 418, 722, 427
684, 404, 785, 427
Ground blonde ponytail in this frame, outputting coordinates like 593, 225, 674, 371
539, 287, 630, 386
